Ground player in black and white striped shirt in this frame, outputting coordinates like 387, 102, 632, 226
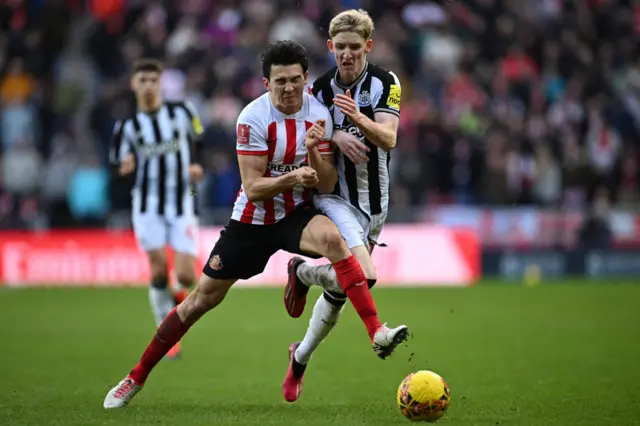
110, 59, 205, 359
281, 9, 404, 401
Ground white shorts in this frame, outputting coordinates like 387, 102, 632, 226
313, 195, 386, 251
132, 212, 199, 256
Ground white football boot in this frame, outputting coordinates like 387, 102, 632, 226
372, 323, 409, 359
103, 376, 143, 408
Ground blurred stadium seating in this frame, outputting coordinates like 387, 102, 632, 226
1, 0, 640, 283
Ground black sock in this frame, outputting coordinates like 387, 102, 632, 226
292, 356, 307, 379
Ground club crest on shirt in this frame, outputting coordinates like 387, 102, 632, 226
358, 90, 371, 107
208, 254, 223, 271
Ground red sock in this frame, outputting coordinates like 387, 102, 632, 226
129, 307, 190, 384
333, 255, 382, 340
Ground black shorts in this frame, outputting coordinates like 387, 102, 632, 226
203, 205, 323, 280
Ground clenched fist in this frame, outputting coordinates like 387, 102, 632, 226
290, 166, 319, 188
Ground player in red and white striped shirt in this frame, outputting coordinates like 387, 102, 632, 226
231, 85, 334, 225
103, 41, 408, 409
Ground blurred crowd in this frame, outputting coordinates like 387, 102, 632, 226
1, 0, 640, 229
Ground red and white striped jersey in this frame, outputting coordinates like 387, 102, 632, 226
232, 91, 334, 225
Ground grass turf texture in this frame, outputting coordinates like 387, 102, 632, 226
1, 283, 639, 426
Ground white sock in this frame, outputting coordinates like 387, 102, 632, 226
148, 287, 175, 327
296, 263, 343, 294
294, 294, 344, 365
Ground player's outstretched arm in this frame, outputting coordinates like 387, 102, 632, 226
238, 154, 300, 202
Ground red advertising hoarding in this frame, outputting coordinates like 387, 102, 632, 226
0, 226, 479, 287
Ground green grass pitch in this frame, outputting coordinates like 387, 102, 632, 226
1, 282, 640, 426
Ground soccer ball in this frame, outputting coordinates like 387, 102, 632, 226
397, 370, 451, 422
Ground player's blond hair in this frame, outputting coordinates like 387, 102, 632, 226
329, 9, 375, 40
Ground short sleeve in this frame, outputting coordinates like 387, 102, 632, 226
108, 120, 133, 166
236, 105, 268, 155
311, 74, 335, 110
311, 81, 321, 100
182, 100, 205, 138
373, 71, 401, 117
312, 88, 326, 109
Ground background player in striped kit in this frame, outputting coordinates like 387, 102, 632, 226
282, 9, 404, 401
104, 41, 408, 409
109, 59, 205, 359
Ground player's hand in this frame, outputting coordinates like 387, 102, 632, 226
119, 153, 136, 176
333, 89, 361, 122
189, 164, 204, 182
333, 130, 370, 164
292, 166, 319, 188
304, 120, 325, 151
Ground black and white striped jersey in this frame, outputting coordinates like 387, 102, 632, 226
109, 101, 204, 217
311, 62, 401, 219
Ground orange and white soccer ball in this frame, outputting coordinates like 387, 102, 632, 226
397, 370, 451, 422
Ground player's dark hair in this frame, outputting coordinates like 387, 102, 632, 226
261, 41, 309, 79
132, 58, 163, 75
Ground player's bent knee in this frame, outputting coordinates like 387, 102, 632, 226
318, 228, 348, 258
301, 216, 349, 260
322, 230, 344, 250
